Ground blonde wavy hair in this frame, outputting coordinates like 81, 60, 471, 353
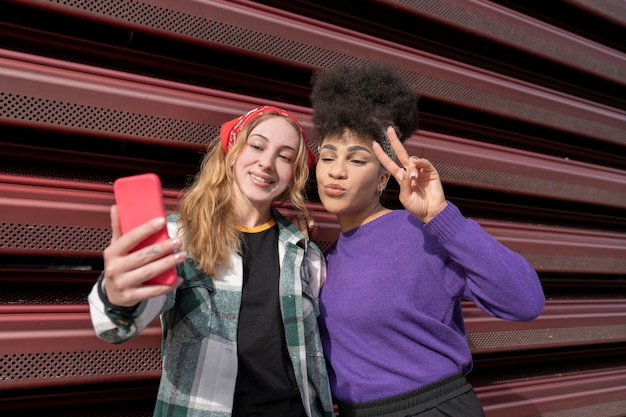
178, 112, 311, 277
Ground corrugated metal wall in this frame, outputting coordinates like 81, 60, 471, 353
1, 1, 625, 415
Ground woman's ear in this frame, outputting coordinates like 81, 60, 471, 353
377, 170, 391, 195
380, 170, 391, 189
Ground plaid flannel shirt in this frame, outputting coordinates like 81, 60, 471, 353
89, 209, 334, 417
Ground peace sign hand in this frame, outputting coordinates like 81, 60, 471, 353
372, 126, 447, 223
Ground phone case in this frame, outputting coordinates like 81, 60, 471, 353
113, 173, 177, 285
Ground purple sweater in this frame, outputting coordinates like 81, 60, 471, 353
318, 203, 545, 403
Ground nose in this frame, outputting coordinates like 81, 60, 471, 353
327, 160, 346, 179
257, 153, 275, 170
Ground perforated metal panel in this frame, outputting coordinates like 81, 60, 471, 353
2, 1, 626, 416
0, 347, 161, 387
0, 91, 216, 146
388, 0, 626, 84
468, 324, 626, 352
3, 50, 625, 209
0, 283, 89, 305
0, 319, 163, 390
523, 253, 626, 274
0, 222, 110, 255
9, 0, 626, 145
530, 401, 626, 417
433, 160, 626, 208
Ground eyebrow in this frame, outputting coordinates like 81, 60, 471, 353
320, 143, 373, 154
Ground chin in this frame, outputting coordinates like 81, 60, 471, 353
319, 201, 344, 215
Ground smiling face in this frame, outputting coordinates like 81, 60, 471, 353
232, 116, 300, 214
316, 129, 391, 231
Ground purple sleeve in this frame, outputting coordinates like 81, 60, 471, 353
424, 202, 545, 321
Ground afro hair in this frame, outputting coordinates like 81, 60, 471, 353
310, 61, 419, 145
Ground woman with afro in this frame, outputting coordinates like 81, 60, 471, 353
311, 61, 545, 417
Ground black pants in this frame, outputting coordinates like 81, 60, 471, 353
336, 372, 485, 417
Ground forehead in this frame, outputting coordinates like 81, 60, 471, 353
249, 116, 301, 148
320, 129, 372, 149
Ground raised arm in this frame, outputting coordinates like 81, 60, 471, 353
88, 205, 185, 343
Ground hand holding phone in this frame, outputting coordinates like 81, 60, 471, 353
113, 173, 178, 285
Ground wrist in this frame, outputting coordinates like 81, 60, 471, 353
97, 273, 139, 315
422, 201, 448, 224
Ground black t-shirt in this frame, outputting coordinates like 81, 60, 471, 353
232, 220, 306, 417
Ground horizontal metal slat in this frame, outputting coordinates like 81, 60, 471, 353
0, 50, 240, 149
0, 48, 319, 152
289, 203, 626, 274
0, 268, 99, 312
1, 300, 624, 392
480, 222, 626, 274
3, 266, 624, 355
476, 369, 626, 417
0, 384, 157, 416
378, 0, 626, 86
565, 0, 626, 29
2, 181, 625, 273
2, 51, 624, 209
464, 300, 626, 353
0, 313, 162, 390
6, 0, 626, 146
0, 141, 197, 189
2, 270, 621, 367
408, 131, 626, 209
0, 178, 180, 257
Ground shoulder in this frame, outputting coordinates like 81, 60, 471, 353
166, 213, 182, 238
272, 208, 308, 242
372, 209, 423, 238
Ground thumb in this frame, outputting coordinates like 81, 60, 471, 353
110, 205, 122, 241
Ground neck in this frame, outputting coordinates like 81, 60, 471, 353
337, 203, 391, 233
236, 204, 273, 228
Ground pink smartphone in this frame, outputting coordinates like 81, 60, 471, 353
113, 173, 177, 285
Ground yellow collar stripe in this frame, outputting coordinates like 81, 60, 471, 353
238, 218, 277, 233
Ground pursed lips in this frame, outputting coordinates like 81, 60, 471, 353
323, 183, 346, 196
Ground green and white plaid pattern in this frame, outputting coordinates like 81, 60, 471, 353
89, 209, 334, 417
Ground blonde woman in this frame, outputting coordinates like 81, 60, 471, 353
89, 106, 334, 417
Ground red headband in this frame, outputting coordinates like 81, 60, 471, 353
220, 105, 316, 170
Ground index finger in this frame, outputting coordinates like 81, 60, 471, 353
372, 141, 402, 177
385, 126, 412, 168
112, 213, 167, 256
110, 205, 122, 241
